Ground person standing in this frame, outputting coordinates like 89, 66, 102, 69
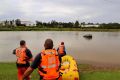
57, 42, 66, 57
13, 40, 33, 80
21, 39, 62, 80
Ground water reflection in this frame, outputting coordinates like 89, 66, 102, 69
102, 32, 120, 38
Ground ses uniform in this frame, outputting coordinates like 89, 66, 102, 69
30, 49, 61, 80
13, 47, 33, 80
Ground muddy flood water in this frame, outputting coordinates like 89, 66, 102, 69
0, 31, 120, 66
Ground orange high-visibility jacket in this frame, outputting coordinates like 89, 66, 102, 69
15, 47, 28, 64
38, 49, 60, 79
58, 45, 65, 54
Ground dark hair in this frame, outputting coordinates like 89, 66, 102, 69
20, 40, 26, 46
44, 39, 53, 49
61, 42, 64, 45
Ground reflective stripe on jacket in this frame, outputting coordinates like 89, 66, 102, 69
38, 49, 60, 79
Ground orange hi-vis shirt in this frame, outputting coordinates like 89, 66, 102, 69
38, 49, 60, 79
58, 45, 65, 54
15, 47, 28, 64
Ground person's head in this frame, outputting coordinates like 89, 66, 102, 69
61, 42, 64, 45
20, 40, 26, 47
44, 39, 53, 49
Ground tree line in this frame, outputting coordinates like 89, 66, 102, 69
36, 20, 80, 28
0, 19, 120, 29
99, 23, 120, 29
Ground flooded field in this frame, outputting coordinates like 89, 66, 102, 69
0, 31, 120, 65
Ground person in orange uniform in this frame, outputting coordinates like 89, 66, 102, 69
57, 42, 66, 57
13, 40, 33, 80
21, 39, 62, 80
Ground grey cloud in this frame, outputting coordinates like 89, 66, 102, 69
0, 0, 120, 23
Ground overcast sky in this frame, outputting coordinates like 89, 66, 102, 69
0, 0, 120, 23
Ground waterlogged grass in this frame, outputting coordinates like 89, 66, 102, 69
0, 63, 120, 80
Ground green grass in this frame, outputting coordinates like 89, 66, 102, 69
0, 27, 120, 31
80, 71, 120, 80
0, 63, 120, 80
0, 62, 39, 80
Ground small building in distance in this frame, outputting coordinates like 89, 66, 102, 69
21, 21, 36, 26
81, 24, 99, 27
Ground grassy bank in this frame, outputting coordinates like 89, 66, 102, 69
0, 63, 120, 80
0, 27, 120, 31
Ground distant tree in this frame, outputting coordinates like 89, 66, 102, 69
15, 19, 21, 26
81, 22, 85, 27
57, 22, 63, 28
51, 20, 58, 27
43, 22, 47, 27
36, 21, 43, 27
47, 22, 51, 27
10, 21, 13, 25
99, 23, 120, 29
12, 20, 16, 26
68, 22, 74, 28
75, 20, 79, 27
4, 20, 8, 26
0, 23, 3, 27
88, 22, 94, 25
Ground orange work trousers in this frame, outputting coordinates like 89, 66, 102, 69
17, 67, 30, 80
